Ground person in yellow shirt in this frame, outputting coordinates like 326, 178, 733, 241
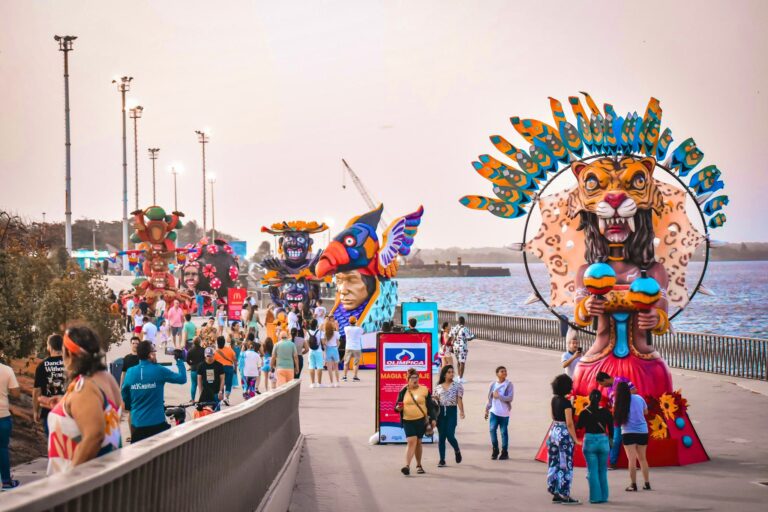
394, 368, 436, 476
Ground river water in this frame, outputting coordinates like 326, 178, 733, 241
397, 261, 768, 339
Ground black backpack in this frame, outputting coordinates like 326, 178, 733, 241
308, 329, 320, 350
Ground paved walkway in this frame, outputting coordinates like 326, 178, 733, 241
290, 341, 768, 511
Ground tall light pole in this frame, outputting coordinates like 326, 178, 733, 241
129, 105, 143, 210
113, 76, 133, 271
148, 148, 160, 204
195, 130, 210, 235
170, 165, 181, 211
208, 174, 216, 240
54, 35, 76, 255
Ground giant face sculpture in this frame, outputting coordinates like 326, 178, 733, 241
181, 239, 239, 299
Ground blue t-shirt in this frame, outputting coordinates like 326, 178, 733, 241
121, 360, 187, 427
622, 394, 648, 434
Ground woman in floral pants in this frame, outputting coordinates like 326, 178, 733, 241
547, 374, 581, 505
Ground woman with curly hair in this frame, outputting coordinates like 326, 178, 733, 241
47, 324, 122, 475
546, 374, 581, 505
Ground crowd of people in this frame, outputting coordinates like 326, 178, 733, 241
0, 292, 652, 506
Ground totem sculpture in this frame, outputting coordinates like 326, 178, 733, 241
179, 238, 240, 313
315, 204, 424, 367
259, 221, 329, 310
129, 206, 191, 306
461, 93, 724, 467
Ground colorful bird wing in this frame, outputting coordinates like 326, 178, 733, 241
378, 206, 424, 275
459, 196, 526, 219
478, 155, 539, 190
510, 117, 569, 164
669, 138, 704, 177
689, 165, 723, 195
656, 128, 673, 160
703, 195, 729, 216
550, 98, 584, 158
490, 135, 547, 181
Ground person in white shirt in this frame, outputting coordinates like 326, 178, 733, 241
154, 298, 166, 325
141, 316, 158, 346
342, 316, 364, 382
242, 342, 262, 398
560, 329, 582, 379
484, 366, 514, 460
287, 307, 300, 331
1, 362, 21, 488
306, 319, 325, 388
313, 303, 327, 323
323, 318, 341, 387
134, 311, 145, 338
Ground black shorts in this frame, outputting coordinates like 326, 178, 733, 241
622, 432, 649, 446
402, 418, 427, 438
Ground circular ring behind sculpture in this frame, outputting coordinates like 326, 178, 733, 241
520, 155, 711, 334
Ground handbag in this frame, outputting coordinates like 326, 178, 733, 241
408, 388, 434, 436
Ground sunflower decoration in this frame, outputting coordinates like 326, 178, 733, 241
644, 395, 663, 419
659, 393, 680, 421
670, 389, 689, 416
649, 414, 668, 440
573, 395, 589, 416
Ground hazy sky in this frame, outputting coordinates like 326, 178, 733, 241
1, 0, 766, 252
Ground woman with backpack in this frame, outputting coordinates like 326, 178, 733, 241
394, 368, 437, 476
323, 317, 340, 387
306, 319, 325, 388
577, 389, 613, 503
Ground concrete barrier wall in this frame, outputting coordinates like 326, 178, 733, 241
0, 381, 302, 512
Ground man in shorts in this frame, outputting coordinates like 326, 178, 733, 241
450, 316, 475, 383
166, 299, 185, 349
342, 316, 363, 382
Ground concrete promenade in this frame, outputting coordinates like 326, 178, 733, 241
290, 340, 768, 512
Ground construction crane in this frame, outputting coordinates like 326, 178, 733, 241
341, 158, 389, 229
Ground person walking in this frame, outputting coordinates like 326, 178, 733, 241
546, 374, 581, 505
133, 308, 145, 337
323, 317, 340, 387
215, 305, 227, 336
576, 388, 613, 504
434, 365, 464, 467
287, 306, 300, 332
214, 336, 237, 405
450, 316, 475, 383
561, 329, 582, 379
614, 382, 651, 492
33, 334, 66, 437
306, 319, 325, 388
291, 327, 309, 378
166, 300, 185, 349
261, 337, 275, 392
154, 296, 166, 327
247, 304, 262, 340
182, 314, 197, 350
242, 341, 262, 398
141, 316, 158, 347
120, 336, 141, 387
157, 320, 171, 350
229, 322, 246, 388
197, 347, 224, 406
342, 316, 363, 382
125, 295, 135, 332
121, 341, 186, 443
1, 359, 21, 489
271, 331, 299, 387
438, 322, 454, 369
195, 291, 206, 317
395, 368, 437, 476
596, 372, 636, 469
484, 365, 514, 460
47, 325, 123, 475
186, 337, 205, 402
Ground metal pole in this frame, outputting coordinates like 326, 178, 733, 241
148, 148, 159, 205
173, 170, 178, 211
55, 36, 76, 255
210, 179, 216, 240
114, 76, 133, 272
133, 116, 139, 210
202, 139, 207, 233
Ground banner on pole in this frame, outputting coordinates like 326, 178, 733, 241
376, 332, 434, 444
401, 301, 439, 369
227, 287, 247, 321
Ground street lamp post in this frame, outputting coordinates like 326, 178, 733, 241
54, 35, 76, 255
208, 174, 216, 240
148, 148, 160, 204
195, 130, 209, 235
129, 105, 144, 210
170, 165, 181, 211
113, 76, 133, 272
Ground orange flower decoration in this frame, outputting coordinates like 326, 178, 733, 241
573, 395, 589, 416
649, 414, 668, 440
659, 393, 679, 421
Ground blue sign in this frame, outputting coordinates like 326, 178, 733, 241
229, 241, 248, 259
401, 302, 439, 369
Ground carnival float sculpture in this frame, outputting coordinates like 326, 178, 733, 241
461, 92, 724, 467
127, 206, 191, 306
179, 238, 240, 314
259, 221, 329, 310
315, 204, 424, 367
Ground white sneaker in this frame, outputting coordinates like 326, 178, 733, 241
309, 383, 316, 388
333, 382, 339, 388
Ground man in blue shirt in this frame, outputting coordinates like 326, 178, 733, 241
121, 341, 187, 443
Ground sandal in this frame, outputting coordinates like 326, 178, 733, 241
416, 465, 425, 474
2, 479, 20, 490
643, 482, 652, 490
401, 466, 410, 476
625, 483, 638, 492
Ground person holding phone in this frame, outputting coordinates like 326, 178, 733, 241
394, 368, 437, 476
561, 328, 582, 379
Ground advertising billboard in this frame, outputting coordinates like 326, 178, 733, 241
400, 301, 439, 369
376, 332, 433, 444
227, 287, 247, 321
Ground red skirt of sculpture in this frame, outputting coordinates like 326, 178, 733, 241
535, 354, 709, 467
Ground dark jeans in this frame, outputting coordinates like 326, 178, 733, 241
295, 355, 304, 378
0, 416, 11, 483
609, 425, 623, 465
223, 365, 234, 394
437, 406, 460, 461
131, 422, 171, 443
489, 412, 509, 450
190, 370, 198, 401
